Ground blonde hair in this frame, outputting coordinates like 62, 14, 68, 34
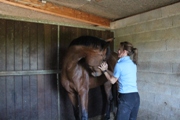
120, 41, 138, 65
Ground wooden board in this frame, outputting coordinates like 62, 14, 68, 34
0, 0, 111, 28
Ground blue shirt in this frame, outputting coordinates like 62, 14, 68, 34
113, 56, 138, 93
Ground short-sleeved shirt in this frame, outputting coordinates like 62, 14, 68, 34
113, 56, 138, 93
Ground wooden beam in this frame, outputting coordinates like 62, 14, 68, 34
0, 0, 111, 27
0, 70, 61, 76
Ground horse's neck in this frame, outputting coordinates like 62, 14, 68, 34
67, 46, 87, 62
107, 52, 118, 71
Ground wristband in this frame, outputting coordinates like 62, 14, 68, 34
103, 70, 107, 73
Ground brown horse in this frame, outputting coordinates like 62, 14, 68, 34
61, 36, 118, 120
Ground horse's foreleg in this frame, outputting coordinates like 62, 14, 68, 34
104, 82, 113, 120
68, 92, 80, 120
79, 89, 89, 120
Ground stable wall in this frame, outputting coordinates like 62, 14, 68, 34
0, 2, 116, 119
0, 18, 113, 120
111, 2, 180, 120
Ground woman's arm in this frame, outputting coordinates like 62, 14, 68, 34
98, 62, 118, 84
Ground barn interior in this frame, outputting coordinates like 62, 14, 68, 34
0, 0, 180, 120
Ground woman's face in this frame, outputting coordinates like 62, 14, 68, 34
117, 46, 127, 58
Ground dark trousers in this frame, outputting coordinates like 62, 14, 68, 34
116, 92, 140, 120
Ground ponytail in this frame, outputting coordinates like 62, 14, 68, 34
132, 48, 138, 65
120, 42, 138, 65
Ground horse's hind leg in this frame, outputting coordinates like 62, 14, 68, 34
68, 92, 80, 120
104, 82, 113, 120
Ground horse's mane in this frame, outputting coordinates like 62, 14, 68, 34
69, 36, 108, 51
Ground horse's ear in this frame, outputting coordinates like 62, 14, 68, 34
105, 38, 114, 42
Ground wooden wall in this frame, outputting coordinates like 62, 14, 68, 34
0, 18, 113, 120
0, 19, 59, 120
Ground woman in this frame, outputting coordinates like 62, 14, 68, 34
98, 41, 140, 120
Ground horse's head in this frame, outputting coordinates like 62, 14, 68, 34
69, 36, 113, 66
69, 36, 112, 75
85, 47, 107, 67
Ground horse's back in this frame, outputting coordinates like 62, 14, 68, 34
69, 36, 109, 51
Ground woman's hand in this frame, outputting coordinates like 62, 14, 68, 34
98, 62, 117, 84
98, 62, 108, 71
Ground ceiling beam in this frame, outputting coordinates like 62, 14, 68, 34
0, 0, 111, 27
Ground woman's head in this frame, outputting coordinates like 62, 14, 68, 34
118, 41, 138, 65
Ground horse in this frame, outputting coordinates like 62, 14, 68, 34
60, 36, 118, 120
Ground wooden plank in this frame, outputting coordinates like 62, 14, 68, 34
88, 29, 96, 36
51, 25, 58, 70
22, 76, 30, 119
15, 21, 23, 71
30, 23, 38, 70
44, 24, 51, 70
44, 75, 52, 119
59, 26, 66, 69
101, 31, 114, 50
70, 27, 78, 44
59, 26, 70, 48
74, 27, 80, 39
0, 19, 6, 71
0, 70, 60, 76
6, 20, 15, 71
30, 75, 38, 120
105, 31, 114, 50
79, 28, 88, 36
37, 74, 45, 119
37, 24, 45, 70
14, 76, 23, 119
0, 77, 7, 119
69, 27, 79, 40
6, 76, 15, 119
109, 31, 114, 50
0, 0, 111, 28
63, 26, 79, 47
51, 75, 58, 119
59, 26, 74, 70
22, 22, 30, 70
95, 30, 102, 38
